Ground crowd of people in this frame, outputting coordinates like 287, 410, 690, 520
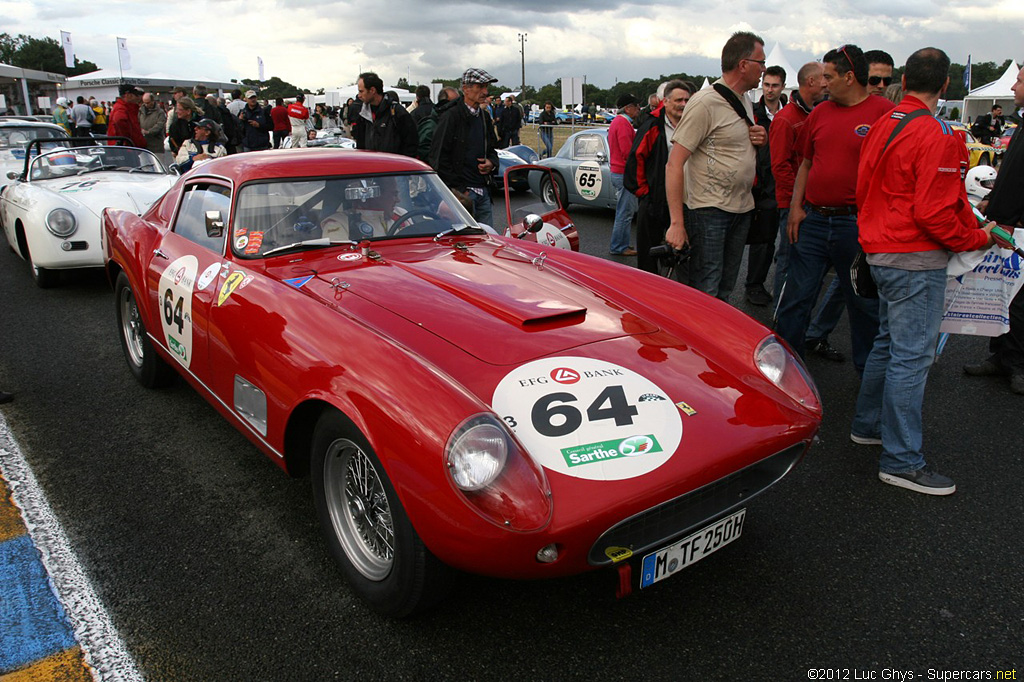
615, 32, 1023, 497
35, 44, 1023, 499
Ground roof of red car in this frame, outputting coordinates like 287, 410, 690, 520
185, 149, 432, 184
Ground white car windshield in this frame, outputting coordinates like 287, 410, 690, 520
0, 127, 67, 150
232, 173, 481, 258
28, 145, 165, 180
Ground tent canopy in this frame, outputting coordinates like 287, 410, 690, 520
764, 42, 800, 92
961, 61, 1020, 123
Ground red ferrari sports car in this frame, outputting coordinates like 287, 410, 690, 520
103, 149, 821, 617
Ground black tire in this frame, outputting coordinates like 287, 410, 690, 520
115, 271, 175, 388
311, 410, 452, 617
540, 173, 568, 208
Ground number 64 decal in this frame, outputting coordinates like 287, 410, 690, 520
511, 385, 639, 438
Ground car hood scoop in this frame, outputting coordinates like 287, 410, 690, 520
305, 243, 657, 365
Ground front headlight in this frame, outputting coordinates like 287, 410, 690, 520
46, 208, 77, 238
445, 413, 551, 531
447, 416, 507, 491
755, 336, 821, 414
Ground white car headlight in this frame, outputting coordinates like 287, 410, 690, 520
754, 336, 821, 413
45, 208, 77, 238
446, 415, 508, 491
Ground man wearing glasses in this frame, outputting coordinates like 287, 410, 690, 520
776, 44, 895, 374
864, 50, 895, 96
665, 31, 768, 303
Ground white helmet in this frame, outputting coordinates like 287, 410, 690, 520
965, 166, 997, 199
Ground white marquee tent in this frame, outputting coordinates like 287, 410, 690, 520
764, 42, 801, 94
961, 61, 1020, 124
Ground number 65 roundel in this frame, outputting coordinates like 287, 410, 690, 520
491, 357, 683, 481
158, 256, 198, 369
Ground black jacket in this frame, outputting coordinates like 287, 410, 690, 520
497, 103, 522, 134
359, 95, 418, 158
752, 94, 786, 209
428, 96, 500, 191
623, 104, 669, 206
239, 103, 272, 150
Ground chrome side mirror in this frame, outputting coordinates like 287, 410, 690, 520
205, 210, 225, 238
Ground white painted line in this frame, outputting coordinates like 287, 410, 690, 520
0, 412, 144, 682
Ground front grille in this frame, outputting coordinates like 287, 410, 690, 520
65, 241, 88, 251
588, 443, 807, 566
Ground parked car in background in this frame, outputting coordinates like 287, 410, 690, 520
951, 124, 998, 168
1, 139, 175, 287
103, 148, 821, 617
495, 144, 538, 192
0, 119, 69, 191
531, 128, 617, 209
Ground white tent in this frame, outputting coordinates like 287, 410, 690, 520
64, 68, 235, 103
700, 77, 712, 90
764, 42, 800, 94
961, 61, 1020, 124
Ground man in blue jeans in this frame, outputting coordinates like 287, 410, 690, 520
608, 94, 640, 256
665, 31, 768, 300
851, 47, 996, 496
776, 44, 893, 372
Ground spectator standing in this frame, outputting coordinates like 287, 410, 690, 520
139, 92, 168, 155
313, 103, 325, 130
215, 97, 241, 155
270, 98, 290, 149
963, 65, 1024, 394
744, 65, 787, 306
287, 93, 310, 148
608, 93, 641, 256
851, 47, 996, 495
164, 86, 188, 136
972, 104, 1003, 145
107, 85, 146, 148
538, 101, 557, 158
52, 98, 71, 134
193, 84, 222, 124
410, 85, 437, 162
775, 44, 895, 372
90, 99, 107, 135
428, 68, 500, 226
239, 90, 273, 152
167, 97, 200, 155
356, 72, 418, 157
71, 96, 95, 137
498, 95, 523, 147
665, 31, 768, 301
638, 91, 662, 127
864, 50, 895, 96
625, 80, 695, 273
227, 89, 246, 119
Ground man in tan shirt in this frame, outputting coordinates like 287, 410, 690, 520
665, 31, 767, 302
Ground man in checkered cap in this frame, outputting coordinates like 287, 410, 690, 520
428, 67, 501, 227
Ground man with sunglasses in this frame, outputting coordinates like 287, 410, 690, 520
864, 50, 895, 96
776, 44, 895, 374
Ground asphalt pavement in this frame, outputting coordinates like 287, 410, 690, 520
0, 195, 1020, 681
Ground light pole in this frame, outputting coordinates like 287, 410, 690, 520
518, 33, 528, 92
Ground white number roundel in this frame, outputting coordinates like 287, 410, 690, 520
158, 255, 198, 369
574, 162, 603, 201
491, 357, 682, 481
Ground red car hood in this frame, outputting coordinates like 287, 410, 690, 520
291, 239, 657, 366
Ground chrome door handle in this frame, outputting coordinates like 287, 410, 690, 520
153, 248, 168, 259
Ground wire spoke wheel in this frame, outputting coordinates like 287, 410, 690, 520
323, 437, 395, 581
120, 284, 146, 369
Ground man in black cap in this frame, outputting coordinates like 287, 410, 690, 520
108, 83, 146, 147
428, 67, 500, 227
609, 93, 641, 255
174, 119, 227, 171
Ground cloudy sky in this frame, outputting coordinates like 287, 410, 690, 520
4, 0, 1022, 91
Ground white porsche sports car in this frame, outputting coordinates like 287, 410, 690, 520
1, 141, 177, 287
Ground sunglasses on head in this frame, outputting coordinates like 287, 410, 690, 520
868, 76, 893, 86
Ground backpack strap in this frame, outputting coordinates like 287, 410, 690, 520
882, 108, 932, 153
712, 83, 754, 127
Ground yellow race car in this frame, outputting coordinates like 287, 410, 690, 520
951, 124, 998, 168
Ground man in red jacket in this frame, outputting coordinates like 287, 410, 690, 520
850, 47, 998, 496
107, 84, 146, 148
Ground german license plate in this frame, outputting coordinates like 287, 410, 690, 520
640, 509, 746, 588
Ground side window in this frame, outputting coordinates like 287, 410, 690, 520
174, 183, 231, 252
573, 135, 604, 161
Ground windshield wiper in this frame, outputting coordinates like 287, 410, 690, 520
433, 224, 486, 242
263, 239, 357, 257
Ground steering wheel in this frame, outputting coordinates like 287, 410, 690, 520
386, 208, 442, 236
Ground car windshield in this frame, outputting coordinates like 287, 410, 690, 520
0, 126, 67, 150
231, 172, 481, 258
28, 145, 165, 179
